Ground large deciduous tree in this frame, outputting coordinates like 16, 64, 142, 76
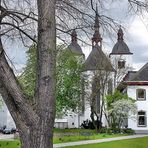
0, 0, 56, 147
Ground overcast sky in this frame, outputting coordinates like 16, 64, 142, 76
4, 0, 148, 73
83, 0, 148, 71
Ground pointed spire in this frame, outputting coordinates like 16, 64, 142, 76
117, 27, 124, 41
71, 29, 77, 43
92, 4, 102, 46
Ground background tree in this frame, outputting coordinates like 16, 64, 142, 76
19, 44, 84, 117
56, 47, 85, 116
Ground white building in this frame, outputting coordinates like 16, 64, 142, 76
123, 63, 148, 133
0, 96, 15, 128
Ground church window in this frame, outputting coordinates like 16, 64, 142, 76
118, 60, 125, 69
136, 89, 146, 101
137, 111, 147, 127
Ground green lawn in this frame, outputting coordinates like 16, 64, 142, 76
53, 133, 128, 143
67, 136, 148, 148
0, 140, 20, 148
53, 128, 129, 143
1, 136, 148, 148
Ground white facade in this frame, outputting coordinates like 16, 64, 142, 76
110, 54, 133, 86
110, 54, 133, 70
127, 85, 148, 133
0, 96, 15, 128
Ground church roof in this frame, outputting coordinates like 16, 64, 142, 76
68, 30, 83, 55
83, 6, 114, 72
110, 28, 133, 55
83, 44, 115, 71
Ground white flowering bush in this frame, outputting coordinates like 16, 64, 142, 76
108, 99, 137, 128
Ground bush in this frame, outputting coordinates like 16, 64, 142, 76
100, 127, 124, 134
81, 120, 95, 129
122, 128, 135, 134
81, 120, 102, 130
100, 127, 134, 134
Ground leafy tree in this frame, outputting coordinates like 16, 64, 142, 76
19, 44, 84, 116
18, 44, 37, 101
56, 48, 85, 116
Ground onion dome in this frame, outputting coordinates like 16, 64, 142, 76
110, 28, 133, 55
68, 30, 83, 55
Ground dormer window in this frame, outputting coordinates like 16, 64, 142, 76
118, 60, 125, 69
136, 89, 146, 101
138, 111, 147, 127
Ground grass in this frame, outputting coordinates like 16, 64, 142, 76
53, 128, 129, 143
67, 136, 148, 148
0, 128, 133, 147
0, 140, 20, 148
1, 136, 148, 148
53, 133, 128, 143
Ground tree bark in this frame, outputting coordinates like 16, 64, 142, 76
0, 0, 56, 147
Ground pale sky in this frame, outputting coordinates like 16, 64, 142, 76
3, 0, 148, 74
82, 0, 148, 71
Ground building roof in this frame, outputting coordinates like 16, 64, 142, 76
128, 62, 148, 81
110, 28, 133, 55
68, 30, 83, 55
83, 44, 115, 71
118, 63, 148, 90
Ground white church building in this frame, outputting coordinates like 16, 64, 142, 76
55, 9, 148, 133
0, 9, 148, 134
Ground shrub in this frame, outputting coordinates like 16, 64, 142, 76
81, 120, 95, 129
122, 128, 135, 134
81, 119, 102, 130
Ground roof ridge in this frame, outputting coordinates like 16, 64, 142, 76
130, 62, 148, 81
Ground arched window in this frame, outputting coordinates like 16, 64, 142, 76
137, 111, 147, 127
136, 89, 146, 101
118, 59, 125, 69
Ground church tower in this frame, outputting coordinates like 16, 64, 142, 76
110, 28, 133, 85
